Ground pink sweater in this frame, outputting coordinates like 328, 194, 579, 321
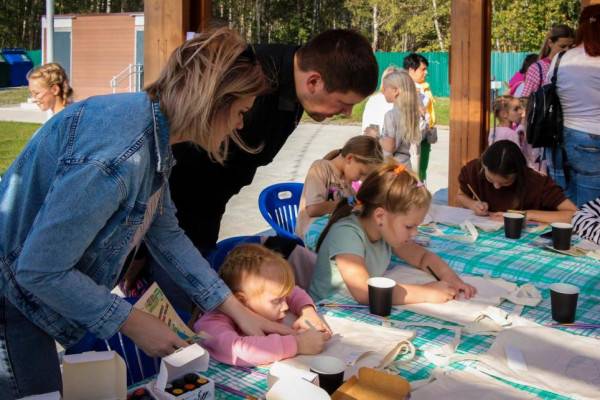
193, 286, 315, 366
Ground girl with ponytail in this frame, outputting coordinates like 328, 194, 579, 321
309, 161, 476, 304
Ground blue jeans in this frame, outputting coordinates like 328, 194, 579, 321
0, 297, 62, 398
547, 127, 600, 207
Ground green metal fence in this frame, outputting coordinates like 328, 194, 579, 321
374, 51, 532, 97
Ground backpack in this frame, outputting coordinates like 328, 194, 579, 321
526, 52, 566, 148
525, 51, 570, 181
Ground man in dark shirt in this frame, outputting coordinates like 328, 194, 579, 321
170, 29, 379, 254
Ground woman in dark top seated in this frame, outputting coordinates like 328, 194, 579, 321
457, 140, 576, 224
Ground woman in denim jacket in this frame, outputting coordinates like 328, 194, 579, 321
0, 28, 294, 398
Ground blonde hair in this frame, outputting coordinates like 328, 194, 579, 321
27, 62, 73, 106
380, 65, 402, 90
146, 27, 270, 164
323, 135, 384, 165
492, 95, 516, 122
382, 70, 421, 144
219, 243, 295, 298
317, 161, 431, 251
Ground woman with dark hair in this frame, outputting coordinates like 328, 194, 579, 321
508, 54, 538, 96
521, 24, 575, 97
456, 140, 576, 223
547, 2, 600, 206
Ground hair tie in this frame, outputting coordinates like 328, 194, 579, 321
393, 164, 406, 175
415, 181, 425, 188
347, 196, 362, 207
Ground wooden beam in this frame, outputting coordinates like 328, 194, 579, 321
144, 0, 212, 85
448, 0, 492, 205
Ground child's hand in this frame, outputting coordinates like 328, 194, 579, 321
444, 277, 477, 299
295, 329, 331, 355
292, 306, 332, 334
472, 201, 489, 216
364, 126, 379, 137
489, 211, 504, 221
422, 281, 457, 303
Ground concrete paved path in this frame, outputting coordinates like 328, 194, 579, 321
219, 123, 449, 240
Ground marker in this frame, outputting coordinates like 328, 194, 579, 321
426, 266, 441, 281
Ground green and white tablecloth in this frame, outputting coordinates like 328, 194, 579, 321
144, 216, 600, 399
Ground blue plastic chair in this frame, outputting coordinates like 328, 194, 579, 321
258, 182, 304, 243
66, 297, 191, 386
208, 235, 262, 271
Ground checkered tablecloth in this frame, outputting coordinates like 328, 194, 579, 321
140, 217, 600, 399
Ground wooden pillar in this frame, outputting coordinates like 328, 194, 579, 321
447, 0, 492, 205
144, 0, 212, 85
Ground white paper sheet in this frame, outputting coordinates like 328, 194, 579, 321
279, 315, 414, 380
472, 326, 600, 400
426, 204, 504, 232
385, 266, 516, 325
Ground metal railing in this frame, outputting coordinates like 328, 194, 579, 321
110, 64, 144, 93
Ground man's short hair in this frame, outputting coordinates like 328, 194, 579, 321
403, 53, 429, 70
296, 29, 378, 97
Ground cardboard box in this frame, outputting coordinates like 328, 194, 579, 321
267, 362, 319, 389
62, 351, 127, 400
331, 367, 410, 400
148, 344, 214, 400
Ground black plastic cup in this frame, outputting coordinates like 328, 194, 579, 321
503, 212, 525, 239
551, 222, 573, 251
309, 356, 345, 395
367, 277, 395, 317
550, 283, 579, 323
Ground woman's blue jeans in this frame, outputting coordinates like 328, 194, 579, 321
547, 126, 600, 207
0, 297, 62, 398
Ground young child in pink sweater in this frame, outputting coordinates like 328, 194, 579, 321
193, 243, 331, 367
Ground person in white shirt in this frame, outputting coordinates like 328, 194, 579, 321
546, 3, 600, 206
361, 66, 402, 137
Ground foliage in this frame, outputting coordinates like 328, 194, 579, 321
0, 0, 582, 55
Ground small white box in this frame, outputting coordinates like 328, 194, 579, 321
149, 344, 214, 400
62, 351, 127, 400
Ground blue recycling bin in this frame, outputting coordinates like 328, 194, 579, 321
1, 48, 33, 87
0, 54, 9, 87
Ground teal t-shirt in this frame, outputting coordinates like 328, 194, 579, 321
309, 214, 392, 301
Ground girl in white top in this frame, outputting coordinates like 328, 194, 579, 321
546, 4, 600, 206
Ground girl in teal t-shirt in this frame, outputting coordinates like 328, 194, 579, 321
309, 161, 476, 303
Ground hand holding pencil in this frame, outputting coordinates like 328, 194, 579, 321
467, 184, 489, 216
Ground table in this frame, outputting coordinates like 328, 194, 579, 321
139, 217, 600, 399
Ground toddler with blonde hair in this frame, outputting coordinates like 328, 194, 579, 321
193, 243, 330, 366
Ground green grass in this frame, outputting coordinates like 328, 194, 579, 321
0, 121, 41, 174
0, 87, 29, 107
301, 96, 450, 126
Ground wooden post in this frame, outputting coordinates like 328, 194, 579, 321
144, 0, 212, 85
447, 0, 491, 205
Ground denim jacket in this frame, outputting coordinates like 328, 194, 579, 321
0, 92, 231, 347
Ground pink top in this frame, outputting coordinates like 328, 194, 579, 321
521, 59, 551, 97
193, 286, 315, 366
508, 71, 525, 95
488, 126, 520, 147
489, 125, 539, 170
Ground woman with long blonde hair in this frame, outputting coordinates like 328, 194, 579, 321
380, 69, 421, 167
0, 28, 293, 398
